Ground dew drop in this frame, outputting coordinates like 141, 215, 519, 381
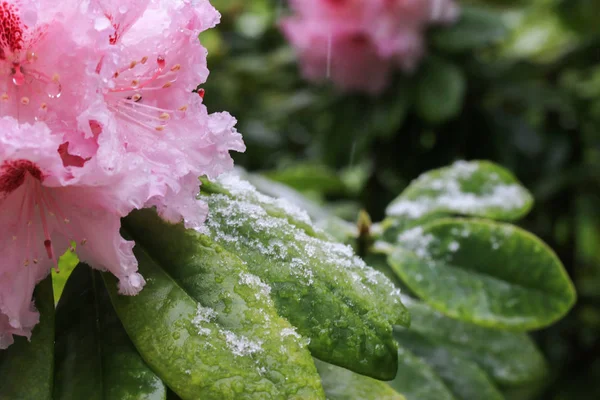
12, 66, 25, 86
157, 55, 166, 69
45, 82, 62, 98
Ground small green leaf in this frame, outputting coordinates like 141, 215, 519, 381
124, 209, 325, 399
104, 237, 325, 399
53, 265, 166, 400
200, 175, 409, 379
388, 348, 456, 400
400, 297, 547, 386
394, 330, 504, 400
0, 275, 54, 400
415, 57, 465, 124
314, 359, 405, 400
52, 249, 79, 303
386, 160, 533, 222
431, 7, 508, 52
389, 219, 576, 330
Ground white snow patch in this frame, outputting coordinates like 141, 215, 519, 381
448, 241, 460, 252
387, 161, 529, 219
239, 272, 272, 300
192, 304, 217, 335
223, 331, 263, 357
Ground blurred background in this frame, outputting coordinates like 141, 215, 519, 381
199, 0, 600, 398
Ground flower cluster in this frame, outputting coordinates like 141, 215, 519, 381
0, 0, 244, 348
281, 0, 459, 93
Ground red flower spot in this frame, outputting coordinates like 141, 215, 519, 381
0, 160, 43, 194
58, 142, 88, 168
0, 1, 25, 59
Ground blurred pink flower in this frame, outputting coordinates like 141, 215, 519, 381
0, 0, 244, 348
281, 0, 460, 93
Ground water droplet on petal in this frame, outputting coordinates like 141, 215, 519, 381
12, 66, 25, 86
157, 55, 166, 69
46, 82, 62, 98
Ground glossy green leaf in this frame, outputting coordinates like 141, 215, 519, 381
54, 265, 166, 400
431, 7, 508, 52
0, 275, 54, 400
388, 348, 456, 400
200, 174, 409, 379
389, 219, 576, 330
104, 236, 325, 399
124, 209, 325, 399
385, 160, 533, 222
314, 359, 405, 400
401, 297, 547, 386
415, 56, 465, 124
394, 330, 504, 400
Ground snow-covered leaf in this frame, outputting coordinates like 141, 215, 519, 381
200, 174, 409, 379
124, 209, 325, 399
386, 161, 533, 223
108, 211, 325, 399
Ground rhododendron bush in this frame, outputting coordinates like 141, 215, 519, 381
0, 0, 592, 399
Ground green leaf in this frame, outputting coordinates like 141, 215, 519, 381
389, 219, 576, 330
394, 330, 504, 400
314, 359, 405, 400
400, 297, 547, 386
415, 57, 465, 124
388, 348, 456, 400
0, 275, 54, 400
104, 228, 325, 400
263, 164, 347, 195
53, 265, 166, 400
431, 7, 508, 52
123, 209, 325, 399
386, 160, 533, 222
243, 172, 332, 222
52, 249, 79, 303
200, 175, 409, 379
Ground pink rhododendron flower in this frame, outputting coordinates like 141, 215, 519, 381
0, 0, 244, 348
281, 0, 460, 93
90, 0, 245, 228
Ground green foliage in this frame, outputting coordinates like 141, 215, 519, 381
415, 57, 466, 124
385, 160, 533, 222
388, 347, 456, 400
123, 209, 325, 399
0, 276, 54, 400
199, 176, 409, 379
401, 297, 547, 386
54, 266, 166, 400
314, 359, 405, 400
389, 219, 575, 330
395, 330, 504, 400
104, 240, 324, 399
431, 6, 508, 52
